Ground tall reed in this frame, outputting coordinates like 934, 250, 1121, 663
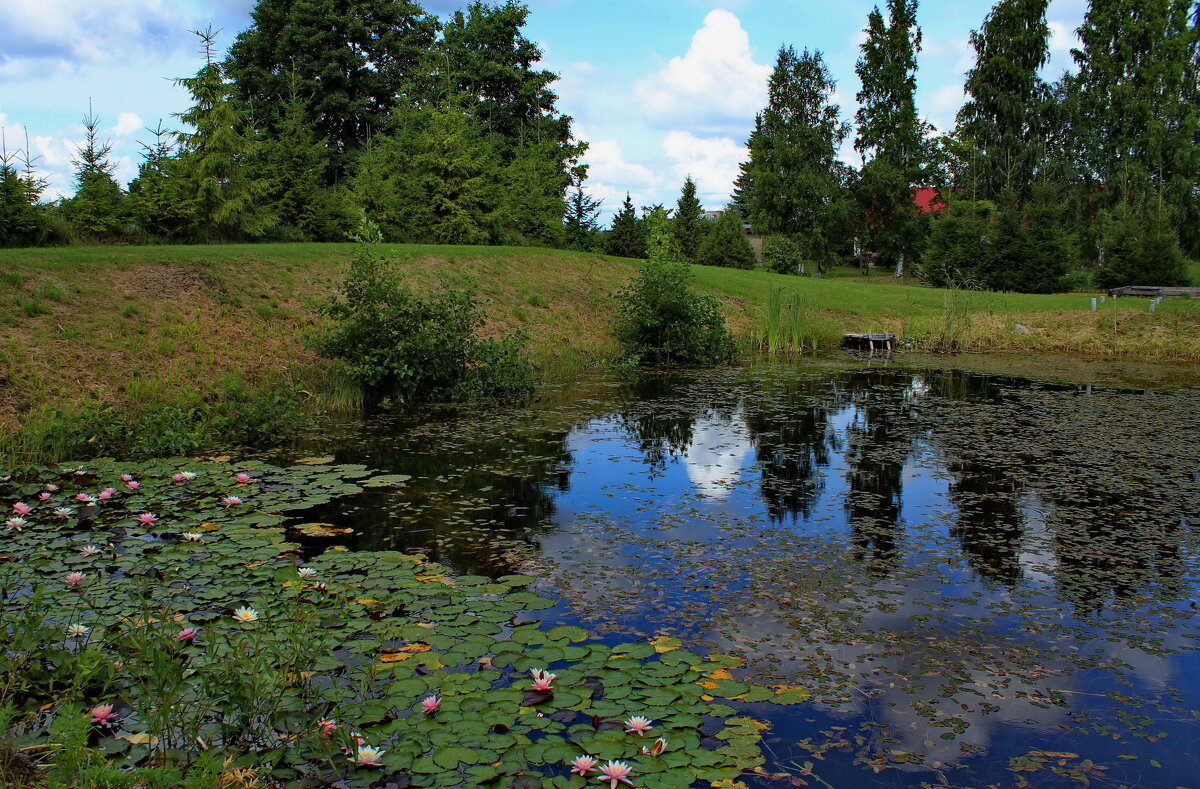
752, 288, 840, 357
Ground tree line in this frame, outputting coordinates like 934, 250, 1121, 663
1, 0, 590, 250
734, 0, 1198, 291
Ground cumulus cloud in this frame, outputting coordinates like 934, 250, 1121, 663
0, 0, 190, 73
661, 130, 745, 209
576, 134, 664, 220
635, 9, 770, 135
110, 112, 145, 138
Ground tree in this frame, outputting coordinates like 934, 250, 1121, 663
921, 197, 998, 288
225, 0, 439, 171
175, 29, 274, 240
854, 0, 930, 277
1067, 0, 1199, 255
673, 176, 706, 263
605, 193, 648, 259
563, 180, 602, 251
746, 47, 849, 269
729, 114, 761, 221
644, 206, 686, 265
59, 105, 125, 239
1093, 198, 1190, 289
697, 208, 755, 269
0, 131, 47, 247
991, 185, 1073, 293
126, 120, 194, 239
956, 0, 1052, 200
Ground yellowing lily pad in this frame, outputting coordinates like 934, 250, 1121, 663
379, 643, 433, 663
296, 456, 336, 465
362, 473, 413, 487
294, 523, 354, 538
649, 635, 682, 653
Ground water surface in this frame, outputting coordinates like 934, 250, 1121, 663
278, 360, 1200, 788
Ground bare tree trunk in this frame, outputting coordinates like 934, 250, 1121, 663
894, 250, 905, 278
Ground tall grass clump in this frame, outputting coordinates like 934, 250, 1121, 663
931, 275, 986, 352
752, 288, 840, 356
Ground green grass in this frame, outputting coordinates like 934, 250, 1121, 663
2, 242, 1198, 463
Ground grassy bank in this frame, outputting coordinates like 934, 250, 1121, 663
2, 242, 1198, 460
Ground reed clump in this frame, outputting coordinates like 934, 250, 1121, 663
751, 288, 842, 357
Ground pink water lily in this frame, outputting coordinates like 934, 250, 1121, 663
66, 571, 86, 587
235, 472, 252, 484
569, 755, 599, 776
596, 760, 634, 788
90, 704, 117, 726
177, 627, 199, 641
317, 717, 338, 735
38, 491, 52, 501
420, 695, 441, 714
98, 488, 116, 500
74, 492, 96, 504
135, 512, 158, 525
125, 481, 139, 490
220, 495, 242, 507
530, 668, 556, 691
12, 502, 32, 515
120, 474, 133, 482
623, 716, 653, 736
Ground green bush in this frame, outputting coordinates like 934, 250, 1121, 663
762, 236, 806, 275
310, 236, 533, 403
613, 259, 734, 365
697, 209, 755, 269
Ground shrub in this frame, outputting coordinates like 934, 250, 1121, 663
697, 209, 755, 269
310, 235, 533, 403
613, 259, 734, 365
762, 236, 806, 275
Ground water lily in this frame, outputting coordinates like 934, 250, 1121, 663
180, 532, 204, 543
529, 667, 556, 690
11, 502, 32, 515
66, 571, 86, 587
177, 627, 198, 641
231, 606, 259, 623
67, 623, 90, 638
79, 545, 102, 557
90, 704, 117, 726
53, 507, 75, 519
420, 695, 441, 714
596, 760, 634, 788
570, 755, 599, 776
235, 472, 252, 484
642, 738, 668, 757
38, 491, 52, 501
351, 744, 385, 767
98, 487, 116, 500
220, 495, 242, 508
6, 517, 27, 532
120, 474, 133, 482
135, 512, 158, 525
317, 717, 338, 735
298, 567, 317, 578
623, 715, 653, 736
74, 493, 96, 504
45, 483, 59, 492
125, 481, 139, 490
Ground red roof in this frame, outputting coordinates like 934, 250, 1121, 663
913, 187, 944, 214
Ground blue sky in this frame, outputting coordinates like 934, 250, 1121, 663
0, 0, 1088, 220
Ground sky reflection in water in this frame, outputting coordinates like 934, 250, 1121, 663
283, 363, 1200, 787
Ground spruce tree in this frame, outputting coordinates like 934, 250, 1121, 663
747, 46, 848, 268
729, 115, 761, 221
698, 209, 755, 269
673, 176, 706, 263
956, 0, 1052, 200
853, 0, 930, 278
225, 0, 439, 171
0, 132, 46, 247
60, 106, 125, 239
563, 181, 602, 251
605, 194, 647, 259
1094, 198, 1190, 289
126, 121, 194, 239
995, 183, 1073, 293
175, 29, 274, 240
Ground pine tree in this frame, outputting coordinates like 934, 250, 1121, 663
563, 177, 602, 251
698, 208, 755, 269
127, 120, 194, 239
853, 0, 930, 277
225, 0, 439, 172
729, 115, 761, 221
60, 105, 125, 239
956, 0, 1052, 200
175, 29, 274, 240
747, 46, 848, 268
605, 193, 647, 259
672, 176, 706, 263
0, 131, 47, 247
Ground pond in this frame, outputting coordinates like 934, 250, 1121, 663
271, 357, 1200, 788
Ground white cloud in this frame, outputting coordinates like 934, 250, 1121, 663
0, 0, 189, 73
661, 130, 745, 210
923, 83, 966, 135
111, 112, 144, 138
634, 9, 771, 135
577, 136, 663, 219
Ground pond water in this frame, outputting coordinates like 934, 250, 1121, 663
276, 359, 1200, 788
